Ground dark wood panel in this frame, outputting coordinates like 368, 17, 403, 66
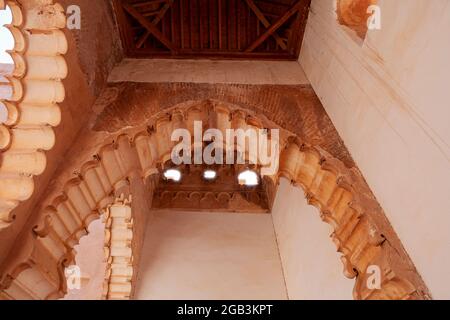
113, 0, 311, 60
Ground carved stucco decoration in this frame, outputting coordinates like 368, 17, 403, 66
154, 190, 268, 213
278, 139, 429, 299
0, 104, 282, 299
0, 0, 67, 229
0, 134, 157, 300
153, 163, 270, 213
0, 103, 430, 300
102, 194, 134, 300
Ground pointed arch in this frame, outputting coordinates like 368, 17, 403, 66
0, 101, 429, 300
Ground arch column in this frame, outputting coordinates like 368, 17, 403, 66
102, 169, 158, 300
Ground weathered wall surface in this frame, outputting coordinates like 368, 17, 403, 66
299, 0, 450, 299
0, 0, 123, 264
272, 178, 354, 300
135, 210, 287, 300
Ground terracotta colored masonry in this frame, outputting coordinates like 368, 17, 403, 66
0, 103, 430, 299
92, 82, 355, 167
0, 0, 68, 228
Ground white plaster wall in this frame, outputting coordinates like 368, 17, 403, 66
299, 0, 450, 299
272, 178, 354, 300
135, 210, 287, 300
109, 59, 309, 85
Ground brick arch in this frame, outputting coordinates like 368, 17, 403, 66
0, 0, 68, 229
0, 101, 429, 300
92, 83, 355, 167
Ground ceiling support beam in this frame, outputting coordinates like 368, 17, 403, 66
244, 0, 287, 50
136, 0, 175, 49
113, 0, 311, 60
122, 1, 177, 53
245, 0, 304, 53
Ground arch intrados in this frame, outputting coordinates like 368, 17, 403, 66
1, 96, 428, 299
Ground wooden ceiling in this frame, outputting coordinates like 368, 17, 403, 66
112, 0, 311, 60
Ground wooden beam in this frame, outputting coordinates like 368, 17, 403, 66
287, 10, 301, 54
199, 0, 204, 49
180, 0, 185, 49
244, 0, 287, 50
122, 1, 177, 52
236, 0, 241, 50
112, 0, 135, 56
227, 0, 231, 50
295, 0, 311, 57
136, 0, 175, 48
218, 0, 222, 50
245, 0, 304, 53
209, 0, 214, 49
133, 0, 167, 7
170, 1, 175, 43
189, 0, 194, 48
129, 49, 296, 60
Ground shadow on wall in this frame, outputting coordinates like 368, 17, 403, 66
272, 178, 354, 300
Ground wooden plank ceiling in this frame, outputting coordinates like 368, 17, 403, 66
112, 0, 311, 60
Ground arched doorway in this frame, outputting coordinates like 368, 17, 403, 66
0, 100, 429, 299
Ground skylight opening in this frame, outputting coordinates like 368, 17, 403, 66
163, 169, 182, 182
203, 170, 217, 180
238, 170, 259, 187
